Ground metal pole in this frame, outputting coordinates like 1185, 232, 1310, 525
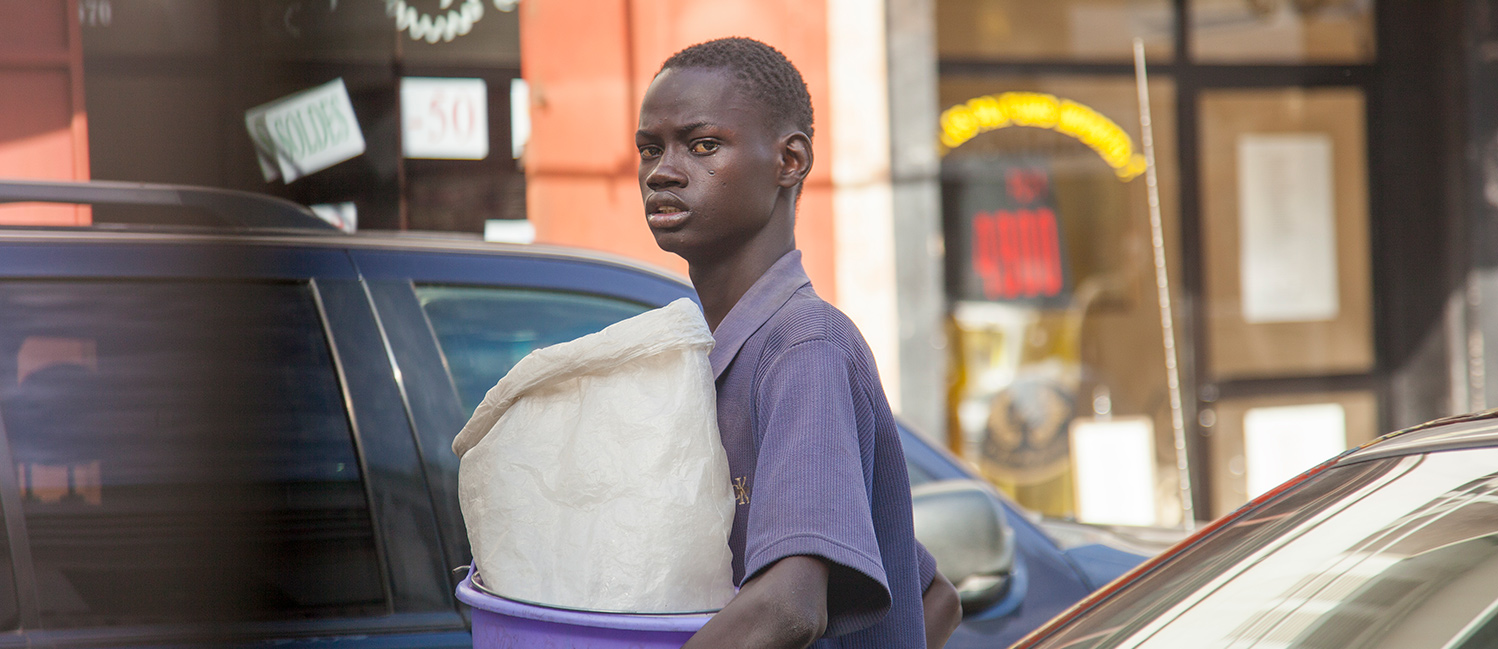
1133, 38, 1196, 531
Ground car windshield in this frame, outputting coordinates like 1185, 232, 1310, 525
1033, 448, 1498, 649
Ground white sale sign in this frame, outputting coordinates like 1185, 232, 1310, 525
402, 77, 489, 160
245, 78, 367, 183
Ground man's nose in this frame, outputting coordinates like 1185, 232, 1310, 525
645, 150, 687, 190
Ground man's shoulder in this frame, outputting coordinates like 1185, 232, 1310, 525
752, 288, 871, 364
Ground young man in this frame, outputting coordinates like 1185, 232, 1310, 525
635, 38, 961, 648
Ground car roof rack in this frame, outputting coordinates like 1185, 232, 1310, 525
0, 178, 339, 232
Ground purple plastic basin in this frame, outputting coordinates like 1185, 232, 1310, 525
456, 570, 714, 648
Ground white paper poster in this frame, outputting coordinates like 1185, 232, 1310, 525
484, 219, 534, 244
1243, 403, 1347, 498
245, 78, 366, 183
402, 77, 489, 160
1070, 416, 1157, 527
1237, 133, 1339, 323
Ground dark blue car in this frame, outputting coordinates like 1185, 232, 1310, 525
0, 179, 1152, 648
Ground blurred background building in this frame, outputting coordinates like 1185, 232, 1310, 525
0, 0, 1485, 525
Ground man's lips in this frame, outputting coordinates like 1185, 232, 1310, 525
646, 193, 691, 229
647, 208, 692, 229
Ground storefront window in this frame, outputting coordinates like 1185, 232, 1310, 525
938, 76, 1185, 525
1189, 0, 1376, 63
1196, 86, 1377, 516
937, 0, 1174, 62
936, 0, 1387, 527
78, 0, 523, 233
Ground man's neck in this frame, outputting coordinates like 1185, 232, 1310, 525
689, 237, 794, 331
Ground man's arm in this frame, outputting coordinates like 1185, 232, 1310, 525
922, 571, 961, 648
682, 555, 829, 649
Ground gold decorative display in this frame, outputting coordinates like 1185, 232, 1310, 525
939, 92, 1148, 180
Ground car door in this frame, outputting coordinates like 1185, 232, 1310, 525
349, 244, 697, 591
899, 422, 1100, 648
0, 234, 464, 648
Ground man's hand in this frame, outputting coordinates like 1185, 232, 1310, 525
683, 555, 829, 649
923, 571, 961, 648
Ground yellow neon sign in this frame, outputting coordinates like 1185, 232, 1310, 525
939, 92, 1147, 181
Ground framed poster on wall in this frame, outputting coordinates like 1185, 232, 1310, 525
1207, 391, 1378, 517
1198, 88, 1374, 380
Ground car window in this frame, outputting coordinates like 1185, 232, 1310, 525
0, 281, 385, 629
416, 286, 651, 415
1034, 450, 1498, 649
906, 459, 937, 487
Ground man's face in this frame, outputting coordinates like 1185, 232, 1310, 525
636, 67, 786, 261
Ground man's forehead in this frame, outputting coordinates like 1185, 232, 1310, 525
652, 65, 736, 89
640, 68, 781, 132
644, 68, 743, 107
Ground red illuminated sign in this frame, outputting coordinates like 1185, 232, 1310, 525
945, 161, 1070, 304
971, 207, 1065, 300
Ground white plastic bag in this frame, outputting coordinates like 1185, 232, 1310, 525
452, 298, 736, 613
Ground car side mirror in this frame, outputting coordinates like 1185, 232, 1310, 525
911, 479, 1016, 614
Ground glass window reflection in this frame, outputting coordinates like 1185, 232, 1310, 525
0, 281, 384, 628
1034, 450, 1498, 648
416, 286, 650, 415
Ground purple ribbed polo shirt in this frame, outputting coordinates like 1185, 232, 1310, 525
709, 250, 937, 647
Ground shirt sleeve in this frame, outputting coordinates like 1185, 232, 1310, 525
916, 540, 938, 592
743, 338, 891, 637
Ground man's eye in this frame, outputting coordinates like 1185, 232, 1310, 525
690, 140, 719, 154
638, 145, 661, 159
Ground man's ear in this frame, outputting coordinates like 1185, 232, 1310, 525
777, 132, 813, 188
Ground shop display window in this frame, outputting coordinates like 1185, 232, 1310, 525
937, 0, 1174, 62
75, 0, 524, 233
938, 76, 1186, 525
936, 0, 1385, 527
1189, 0, 1376, 63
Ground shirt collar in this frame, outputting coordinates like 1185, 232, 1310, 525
708, 250, 812, 380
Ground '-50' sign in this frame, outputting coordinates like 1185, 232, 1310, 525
402, 78, 489, 160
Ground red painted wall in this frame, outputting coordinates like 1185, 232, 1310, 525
520, 0, 836, 299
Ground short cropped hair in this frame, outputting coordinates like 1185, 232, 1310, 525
658, 37, 814, 139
